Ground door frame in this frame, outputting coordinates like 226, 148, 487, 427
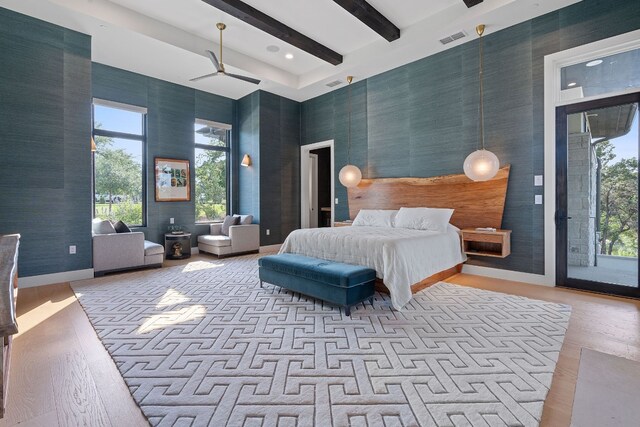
308, 153, 319, 228
542, 29, 640, 287
300, 140, 334, 228
556, 93, 640, 298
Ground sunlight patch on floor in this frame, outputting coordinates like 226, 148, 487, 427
138, 305, 206, 334
15, 294, 77, 336
181, 260, 225, 273
156, 288, 190, 307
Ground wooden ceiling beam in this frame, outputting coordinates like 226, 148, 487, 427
333, 0, 400, 42
200, 0, 343, 65
463, 0, 483, 8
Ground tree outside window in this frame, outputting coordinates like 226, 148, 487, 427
195, 120, 230, 222
92, 101, 146, 226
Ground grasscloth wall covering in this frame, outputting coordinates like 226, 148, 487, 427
239, 91, 301, 246
301, 0, 640, 275
0, 8, 92, 277
92, 64, 239, 250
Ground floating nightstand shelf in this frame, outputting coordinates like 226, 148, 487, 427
461, 229, 511, 258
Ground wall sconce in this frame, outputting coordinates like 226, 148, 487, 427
91, 136, 97, 152
241, 154, 252, 167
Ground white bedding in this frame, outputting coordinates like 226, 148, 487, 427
279, 225, 466, 310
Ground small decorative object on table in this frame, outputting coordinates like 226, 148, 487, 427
168, 225, 184, 235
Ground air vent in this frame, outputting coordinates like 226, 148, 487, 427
326, 80, 343, 88
439, 30, 467, 45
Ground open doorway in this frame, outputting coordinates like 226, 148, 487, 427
310, 147, 332, 228
300, 140, 334, 229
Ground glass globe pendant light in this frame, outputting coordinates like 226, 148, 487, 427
339, 76, 362, 188
464, 24, 499, 182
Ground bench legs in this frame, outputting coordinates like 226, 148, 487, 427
260, 280, 263, 288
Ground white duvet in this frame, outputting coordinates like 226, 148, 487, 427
279, 225, 466, 310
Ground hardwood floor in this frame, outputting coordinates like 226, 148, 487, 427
0, 258, 638, 426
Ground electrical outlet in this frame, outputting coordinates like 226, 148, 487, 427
170, 218, 175, 224
534, 175, 543, 186
535, 195, 543, 204
266, 229, 270, 236
335, 198, 339, 205
69, 245, 76, 254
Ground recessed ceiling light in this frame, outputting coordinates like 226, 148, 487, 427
568, 82, 577, 87
266, 45, 280, 53
586, 59, 603, 67
285, 53, 294, 60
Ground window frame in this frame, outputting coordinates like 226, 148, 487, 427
194, 118, 232, 223
91, 99, 148, 227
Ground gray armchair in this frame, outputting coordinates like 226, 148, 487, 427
198, 223, 259, 257
92, 226, 164, 276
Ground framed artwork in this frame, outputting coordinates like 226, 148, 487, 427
155, 157, 191, 202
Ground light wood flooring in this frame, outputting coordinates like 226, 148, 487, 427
1, 256, 638, 426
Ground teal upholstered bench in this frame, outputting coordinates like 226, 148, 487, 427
258, 254, 376, 316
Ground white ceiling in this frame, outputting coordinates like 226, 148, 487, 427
1, 0, 581, 101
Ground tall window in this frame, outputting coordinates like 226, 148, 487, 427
194, 119, 230, 222
92, 99, 146, 226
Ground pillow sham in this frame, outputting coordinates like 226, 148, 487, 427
393, 207, 454, 232
352, 209, 397, 228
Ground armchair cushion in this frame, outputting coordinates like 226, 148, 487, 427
234, 214, 254, 225
144, 240, 164, 256
198, 235, 231, 248
92, 218, 116, 235
221, 215, 239, 236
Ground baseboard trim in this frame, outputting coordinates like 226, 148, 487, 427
191, 247, 200, 255
260, 244, 281, 253
19, 269, 95, 288
461, 265, 553, 287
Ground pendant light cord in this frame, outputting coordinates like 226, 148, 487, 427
347, 76, 353, 164
478, 26, 485, 151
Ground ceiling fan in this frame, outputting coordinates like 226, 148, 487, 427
190, 23, 261, 85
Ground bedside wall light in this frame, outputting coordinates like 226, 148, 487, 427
241, 154, 252, 167
91, 136, 97, 152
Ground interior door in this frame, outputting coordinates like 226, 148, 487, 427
556, 93, 640, 298
308, 153, 318, 228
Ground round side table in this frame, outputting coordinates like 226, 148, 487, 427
164, 232, 192, 260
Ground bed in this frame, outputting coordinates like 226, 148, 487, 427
280, 224, 465, 310
280, 166, 510, 310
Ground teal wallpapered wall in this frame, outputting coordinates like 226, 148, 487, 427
239, 91, 301, 246
300, 0, 640, 275
92, 63, 238, 248
0, 8, 92, 277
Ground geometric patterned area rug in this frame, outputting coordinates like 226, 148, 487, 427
71, 254, 571, 427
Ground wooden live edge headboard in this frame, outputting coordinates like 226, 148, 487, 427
347, 165, 510, 230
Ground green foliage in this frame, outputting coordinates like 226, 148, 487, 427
93, 130, 143, 225
195, 148, 227, 222
596, 140, 638, 256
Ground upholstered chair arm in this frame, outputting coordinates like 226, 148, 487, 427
92, 232, 145, 272
228, 224, 260, 253
209, 223, 223, 235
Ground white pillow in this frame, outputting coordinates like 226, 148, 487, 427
393, 207, 454, 232
352, 209, 398, 228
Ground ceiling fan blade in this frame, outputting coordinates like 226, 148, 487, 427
226, 73, 261, 85
189, 72, 218, 82
206, 50, 222, 72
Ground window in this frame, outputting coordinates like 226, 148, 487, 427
194, 119, 231, 222
92, 99, 147, 226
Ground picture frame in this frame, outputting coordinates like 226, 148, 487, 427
154, 157, 191, 202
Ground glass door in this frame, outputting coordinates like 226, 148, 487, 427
556, 93, 640, 297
